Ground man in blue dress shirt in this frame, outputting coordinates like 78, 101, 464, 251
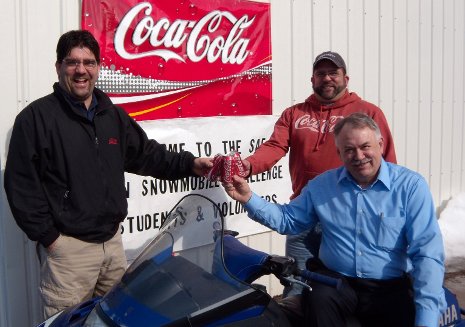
222, 112, 445, 327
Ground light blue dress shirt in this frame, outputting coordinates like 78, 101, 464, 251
244, 159, 445, 327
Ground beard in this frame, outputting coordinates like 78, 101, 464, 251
313, 82, 346, 101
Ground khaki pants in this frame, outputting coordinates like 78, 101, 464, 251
37, 231, 127, 319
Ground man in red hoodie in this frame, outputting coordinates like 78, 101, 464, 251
242, 51, 397, 297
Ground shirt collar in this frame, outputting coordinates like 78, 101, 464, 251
337, 158, 391, 190
58, 85, 98, 121
67, 92, 98, 111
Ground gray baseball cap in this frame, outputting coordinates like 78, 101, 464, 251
313, 51, 346, 72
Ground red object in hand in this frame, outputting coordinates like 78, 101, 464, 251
206, 151, 247, 182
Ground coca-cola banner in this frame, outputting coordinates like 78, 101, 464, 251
81, 0, 272, 120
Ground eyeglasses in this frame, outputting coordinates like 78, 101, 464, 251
62, 59, 98, 69
314, 70, 341, 79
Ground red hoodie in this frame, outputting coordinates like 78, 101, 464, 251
247, 90, 397, 199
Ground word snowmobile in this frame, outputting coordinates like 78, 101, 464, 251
38, 194, 464, 326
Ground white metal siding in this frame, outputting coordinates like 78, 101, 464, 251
1, 0, 465, 325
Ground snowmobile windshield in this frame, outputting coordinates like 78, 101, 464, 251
96, 194, 255, 325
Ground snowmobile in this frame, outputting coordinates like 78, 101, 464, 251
37, 194, 465, 327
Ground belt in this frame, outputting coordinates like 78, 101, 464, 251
345, 274, 411, 291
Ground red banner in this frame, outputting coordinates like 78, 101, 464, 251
81, 0, 271, 120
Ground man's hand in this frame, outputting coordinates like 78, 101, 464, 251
47, 237, 59, 252
222, 175, 252, 204
192, 157, 213, 176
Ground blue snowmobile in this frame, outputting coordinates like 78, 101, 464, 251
38, 194, 465, 327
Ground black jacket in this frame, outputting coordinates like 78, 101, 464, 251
4, 83, 196, 247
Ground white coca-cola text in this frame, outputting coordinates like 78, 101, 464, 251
114, 2, 255, 64
295, 115, 344, 133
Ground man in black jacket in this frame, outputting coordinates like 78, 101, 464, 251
4, 30, 212, 319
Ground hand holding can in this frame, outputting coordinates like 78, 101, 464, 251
205, 151, 247, 182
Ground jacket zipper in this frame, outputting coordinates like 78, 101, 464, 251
93, 118, 109, 208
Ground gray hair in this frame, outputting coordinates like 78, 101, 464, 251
334, 113, 381, 145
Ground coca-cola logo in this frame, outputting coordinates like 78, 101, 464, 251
82, 0, 271, 119
295, 115, 344, 133
114, 2, 255, 64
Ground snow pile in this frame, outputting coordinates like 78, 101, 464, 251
438, 193, 465, 272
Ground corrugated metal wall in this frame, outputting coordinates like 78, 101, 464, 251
1, 0, 464, 325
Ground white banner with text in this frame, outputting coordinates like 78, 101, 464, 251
122, 115, 291, 261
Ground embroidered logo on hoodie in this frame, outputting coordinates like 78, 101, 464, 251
295, 114, 344, 133
108, 138, 119, 145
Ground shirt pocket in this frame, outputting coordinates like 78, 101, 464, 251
377, 215, 406, 250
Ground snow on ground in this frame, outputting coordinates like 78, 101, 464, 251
438, 193, 465, 273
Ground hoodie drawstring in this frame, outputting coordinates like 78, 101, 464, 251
313, 105, 323, 151
313, 106, 332, 151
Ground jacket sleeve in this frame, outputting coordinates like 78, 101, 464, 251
246, 108, 292, 174
364, 102, 397, 164
122, 111, 196, 180
4, 111, 60, 247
